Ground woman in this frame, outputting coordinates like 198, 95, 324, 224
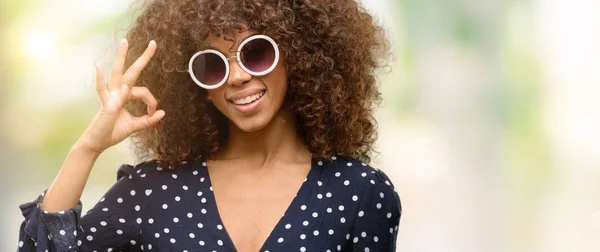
17, 0, 401, 251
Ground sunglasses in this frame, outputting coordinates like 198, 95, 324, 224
188, 34, 280, 89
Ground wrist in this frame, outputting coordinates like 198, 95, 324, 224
71, 139, 103, 158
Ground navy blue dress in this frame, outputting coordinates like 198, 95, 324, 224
18, 155, 402, 251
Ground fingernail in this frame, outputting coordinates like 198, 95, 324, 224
121, 38, 128, 47
149, 40, 156, 46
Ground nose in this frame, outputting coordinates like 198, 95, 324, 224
226, 57, 252, 86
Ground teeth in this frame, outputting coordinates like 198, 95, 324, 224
232, 91, 264, 105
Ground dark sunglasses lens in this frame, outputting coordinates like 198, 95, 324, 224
240, 38, 276, 73
192, 52, 226, 86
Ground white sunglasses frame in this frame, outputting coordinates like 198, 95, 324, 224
188, 34, 280, 90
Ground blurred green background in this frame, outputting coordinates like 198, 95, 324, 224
1, 0, 599, 251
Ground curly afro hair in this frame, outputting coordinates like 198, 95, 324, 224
123, 0, 389, 167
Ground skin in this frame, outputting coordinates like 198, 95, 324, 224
40, 30, 312, 252
204, 30, 312, 252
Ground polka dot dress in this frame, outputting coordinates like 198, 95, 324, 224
18, 156, 401, 251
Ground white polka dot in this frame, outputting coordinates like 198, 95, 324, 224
202, 161, 207, 166
352, 195, 358, 201
74, 230, 77, 236
285, 223, 292, 229
376, 203, 382, 209
370, 179, 375, 184
199, 240, 205, 246
365, 248, 370, 252
300, 234, 306, 240
358, 210, 364, 217
344, 180, 350, 186
317, 181, 323, 186
183, 185, 188, 190
116, 230, 123, 235
303, 220, 309, 226
374, 236, 379, 242
317, 194, 323, 199
135, 205, 141, 211
278, 237, 284, 243
387, 212, 392, 218
136, 218, 142, 224
337, 245, 342, 250
201, 208, 207, 214
340, 217, 346, 223
328, 229, 334, 235
312, 212, 318, 218
100, 197, 105, 202
170, 238, 176, 243
148, 218, 154, 224
332, 156, 337, 160
389, 227, 394, 233
317, 161, 323, 166
380, 192, 385, 198
162, 185, 168, 190
148, 244, 153, 249
187, 212, 193, 218
77, 240, 82, 246
300, 247, 306, 252
119, 218, 125, 223
145, 189, 152, 196
217, 224, 223, 230
130, 190, 136, 196
189, 233, 195, 238
18, 241, 23, 247
346, 234, 351, 239
313, 230, 319, 236
130, 240, 136, 245
117, 198, 123, 203
154, 233, 160, 238
217, 240, 223, 246
102, 207, 108, 212
335, 172, 341, 177
197, 191, 203, 196
300, 205, 307, 210
201, 198, 207, 203
353, 237, 359, 243
173, 217, 179, 223
164, 228, 170, 233
162, 204, 168, 209
327, 207, 333, 213
175, 196, 181, 201
361, 231, 367, 237
59, 230, 66, 235
338, 205, 345, 211
172, 174, 178, 179
326, 192, 332, 197
361, 172, 367, 177
198, 223, 204, 228
100, 221, 107, 226
346, 162, 352, 166
90, 227, 97, 232
200, 177, 205, 182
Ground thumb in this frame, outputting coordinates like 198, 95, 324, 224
130, 110, 165, 132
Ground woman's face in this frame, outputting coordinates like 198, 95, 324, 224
203, 30, 288, 133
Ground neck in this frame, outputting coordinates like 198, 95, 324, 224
218, 109, 311, 165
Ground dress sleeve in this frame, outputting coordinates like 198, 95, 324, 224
17, 162, 155, 252
349, 168, 402, 252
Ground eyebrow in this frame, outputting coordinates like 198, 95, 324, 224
201, 31, 259, 52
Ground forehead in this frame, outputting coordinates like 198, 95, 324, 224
202, 29, 258, 51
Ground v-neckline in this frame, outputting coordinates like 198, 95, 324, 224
202, 157, 317, 252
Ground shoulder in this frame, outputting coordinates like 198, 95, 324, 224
319, 155, 401, 213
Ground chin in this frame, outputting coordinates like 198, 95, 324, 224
229, 113, 273, 133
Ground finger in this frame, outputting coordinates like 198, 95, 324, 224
130, 86, 158, 116
122, 40, 157, 88
109, 39, 129, 91
95, 65, 107, 102
130, 110, 165, 132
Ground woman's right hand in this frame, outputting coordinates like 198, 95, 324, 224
76, 39, 165, 155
